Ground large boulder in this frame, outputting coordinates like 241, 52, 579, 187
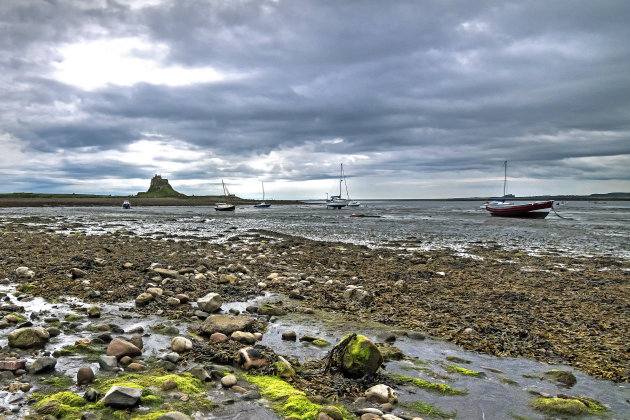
201, 314, 255, 336
103, 386, 143, 409
197, 293, 222, 313
329, 334, 383, 378
8, 327, 50, 349
106, 338, 142, 359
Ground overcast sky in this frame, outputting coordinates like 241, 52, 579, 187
1, 0, 629, 199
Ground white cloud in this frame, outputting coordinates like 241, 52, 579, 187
53, 37, 239, 90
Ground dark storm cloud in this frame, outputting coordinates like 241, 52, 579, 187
0, 0, 629, 196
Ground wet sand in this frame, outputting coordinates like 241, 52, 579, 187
1, 221, 628, 383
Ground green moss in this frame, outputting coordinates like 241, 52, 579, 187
274, 360, 296, 378
95, 372, 204, 395
140, 394, 163, 406
4, 313, 26, 323
36, 391, 85, 407
33, 391, 86, 418
530, 397, 606, 416
446, 364, 484, 377
445, 356, 471, 364
499, 377, 519, 386
125, 412, 170, 420
311, 338, 331, 347
388, 374, 466, 395
16, 283, 36, 294
509, 414, 536, 420
245, 375, 353, 420
543, 369, 577, 387
346, 334, 371, 361
377, 345, 404, 362
65, 314, 84, 322
401, 401, 455, 419
53, 343, 106, 357
41, 375, 74, 388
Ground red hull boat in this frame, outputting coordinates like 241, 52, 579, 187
485, 200, 553, 218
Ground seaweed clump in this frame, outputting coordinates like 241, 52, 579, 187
530, 396, 606, 416
245, 375, 354, 420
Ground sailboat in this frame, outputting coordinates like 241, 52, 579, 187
343, 166, 361, 207
485, 161, 553, 218
254, 181, 271, 208
215, 179, 236, 211
326, 164, 349, 209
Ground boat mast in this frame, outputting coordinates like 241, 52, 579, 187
262, 181, 265, 201
503, 161, 507, 197
339, 163, 343, 198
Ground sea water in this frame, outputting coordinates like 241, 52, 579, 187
1, 200, 628, 259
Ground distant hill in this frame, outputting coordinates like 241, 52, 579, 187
136, 174, 185, 198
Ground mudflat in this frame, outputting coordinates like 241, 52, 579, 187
1, 222, 628, 383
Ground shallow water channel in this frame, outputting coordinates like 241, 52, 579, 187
1, 284, 629, 419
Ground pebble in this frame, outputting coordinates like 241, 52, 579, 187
221, 374, 238, 387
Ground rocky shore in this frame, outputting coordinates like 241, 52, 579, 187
0, 220, 628, 418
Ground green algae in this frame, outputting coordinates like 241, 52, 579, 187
499, 377, 519, 386
65, 313, 84, 322
543, 369, 577, 387
446, 364, 484, 377
530, 397, 606, 416
95, 372, 204, 395
41, 374, 74, 388
445, 356, 471, 364
33, 391, 86, 418
53, 343, 106, 357
311, 338, 331, 347
401, 401, 456, 418
388, 373, 467, 395
245, 375, 354, 420
377, 344, 404, 362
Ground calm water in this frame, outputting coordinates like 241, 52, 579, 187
1, 200, 629, 258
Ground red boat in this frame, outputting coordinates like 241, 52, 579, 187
485, 200, 553, 218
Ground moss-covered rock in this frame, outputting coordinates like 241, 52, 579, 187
329, 334, 383, 378
530, 397, 606, 416
33, 391, 85, 417
543, 369, 577, 387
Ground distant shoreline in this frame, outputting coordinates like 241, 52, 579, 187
0, 194, 628, 207
0, 196, 304, 208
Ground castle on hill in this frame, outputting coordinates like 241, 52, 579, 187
137, 174, 185, 197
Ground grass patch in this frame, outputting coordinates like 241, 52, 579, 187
388, 373, 466, 395
401, 401, 455, 418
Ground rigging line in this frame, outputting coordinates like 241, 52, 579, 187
551, 203, 572, 220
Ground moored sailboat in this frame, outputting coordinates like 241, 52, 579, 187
485, 161, 553, 218
215, 179, 236, 211
254, 181, 271, 208
326, 164, 349, 209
